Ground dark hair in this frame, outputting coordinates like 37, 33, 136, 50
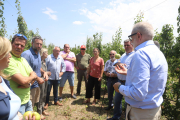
32, 36, 43, 43
93, 48, 100, 53
11, 36, 27, 44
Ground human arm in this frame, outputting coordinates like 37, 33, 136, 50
74, 55, 79, 70
114, 64, 127, 75
117, 52, 151, 101
60, 52, 69, 59
40, 68, 48, 81
64, 57, 76, 63
86, 64, 91, 80
98, 58, 104, 81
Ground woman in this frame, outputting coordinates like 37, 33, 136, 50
0, 36, 22, 120
37, 48, 51, 119
83, 48, 104, 105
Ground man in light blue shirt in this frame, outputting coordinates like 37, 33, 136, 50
44, 46, 66, 109
114, 22, 168, 120
107, 39, 134, 120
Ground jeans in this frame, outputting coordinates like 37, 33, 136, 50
46, 80, 60, 104
107, 77, 119, 107
19, 100, 33, 115
113, 80, 126, 120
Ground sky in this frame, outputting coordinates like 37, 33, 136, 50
3, 0, 180, 48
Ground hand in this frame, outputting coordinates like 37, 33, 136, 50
43, 72, 48, 81
24, 114, 37, 120
113, 82, 121, 93
30, 72, 37, 80
105, 72, 110, 77
59, 72, 63, 77
98, 77, 102, 81
47, 71, 51, 76
86, 74, 89, 80
76, 66, 79, 70
37, 77, 44, 84
115, 64, 127, 75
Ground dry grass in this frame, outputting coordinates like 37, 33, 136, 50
44, 71, 117, 120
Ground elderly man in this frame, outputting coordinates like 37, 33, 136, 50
114, 22, 168, 120
21, 36, 47, 110
3, 34, 43, 114
104, 50, 118, 110
107, 39, 134, 120
44, 46, 66, 109
75, 45, 91, 96
59, 44, 76, 100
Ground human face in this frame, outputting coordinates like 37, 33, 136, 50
124, 41, 133, 53
32, 39, 43, 53
43, 51, 48, 58
80, 48, 86, 54
93, 49, 99, 57
64, 45, 70, 53
11, 38, 26, 57
109, 51, 115, 60
0, 52, 12, 71
129, 32, 142, 48
53, 48, 60, 58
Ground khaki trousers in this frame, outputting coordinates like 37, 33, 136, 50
30, 87, 40, 108
126, 104, 161, 120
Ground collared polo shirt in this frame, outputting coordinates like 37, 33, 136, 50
21, 47, 41, 89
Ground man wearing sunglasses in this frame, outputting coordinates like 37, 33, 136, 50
74, 45, 91, 96
113, 22, 168, 120
3, 34, 40, 114
104, 50, 118, 111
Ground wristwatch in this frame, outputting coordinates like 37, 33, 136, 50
29, 83, 31, 86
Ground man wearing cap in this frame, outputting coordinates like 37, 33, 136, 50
3, 34, 43, 114
107, 39, 134, 120
75, 45, 91, 95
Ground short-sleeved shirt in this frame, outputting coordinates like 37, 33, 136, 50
21, 47, 41, 89
60, 51, 75, 72
76, 53, 91, 69
3, 54, 33, 105
90, 57, 104, 78
104, 59, 116, 74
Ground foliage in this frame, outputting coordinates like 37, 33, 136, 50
134, 11, 144, 24
47, 43, 55, 55
0, 0, 7, 37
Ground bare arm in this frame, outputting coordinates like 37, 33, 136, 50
98, 65, 104, 81
64, 57, 76, 62
40, 68, 48, 81
11, 71, 37, 87
86, 64, 91, 80
61, 53, 69, 59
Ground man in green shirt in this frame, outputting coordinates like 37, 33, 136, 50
3, 34, 44, 114
75, 45, 91, 95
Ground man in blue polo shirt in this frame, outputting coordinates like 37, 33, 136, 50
21, 36, 47, 109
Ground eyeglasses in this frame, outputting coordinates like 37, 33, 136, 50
128, 32, 142, 41
109, 54, 114, 55
15, 33, 27, 40
81, 49, 85, 50
124, 45, 130, 47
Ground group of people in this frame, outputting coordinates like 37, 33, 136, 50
0, 21, 167, 120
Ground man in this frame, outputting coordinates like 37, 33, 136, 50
21, 36, 46, 109
59, 44, 76, 100
114, 22, 168, 120
108, 39, 134, 120
3, 34, 42, 114
75, 45, 91, 96
104, 50, 118, 110
44, 46, 66, 109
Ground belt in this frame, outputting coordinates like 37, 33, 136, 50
79, 68, 87, 70
120, 80, 126, 83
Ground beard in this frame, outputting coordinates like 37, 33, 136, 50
110, 57, 115, 61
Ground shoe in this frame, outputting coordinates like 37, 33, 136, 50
42, 111, 49, 116
54, 101, 63, 106
59, 97, 63, 101
44, 104, 48, 110
76, 93, 80, 96
71, 94, 77, 99
107, 118, 117, 120
83, 99, 90, 104
105, 106, 113, 110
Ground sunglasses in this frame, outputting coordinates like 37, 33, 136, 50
109, 54, 114, 55
81, 49, 85, 50
128, 32, 142, 41
15, 33, 27, 40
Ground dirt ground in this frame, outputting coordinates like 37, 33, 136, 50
44, 71, 124, 120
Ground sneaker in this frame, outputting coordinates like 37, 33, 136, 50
59, 97, 63, 101
71, 94, 77, 99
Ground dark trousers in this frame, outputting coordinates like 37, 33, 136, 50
77, 69, 87, 94
113, 80, 126, 120
45, 80, 60, 104
85, 75, 101, 99
37, 81, 48, 114
107, 77, 119, 107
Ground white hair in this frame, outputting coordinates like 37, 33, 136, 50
110, 50, 117, 54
